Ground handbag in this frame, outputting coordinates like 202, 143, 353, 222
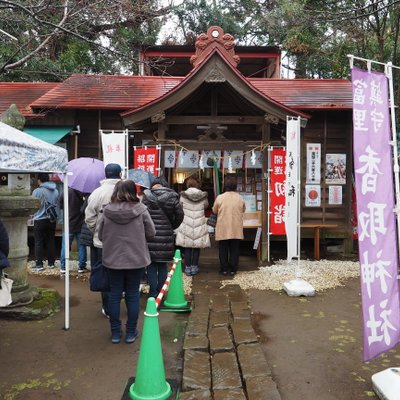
0, 272, 13, 307
89, 261, 110, 292
207, 213, 217, 228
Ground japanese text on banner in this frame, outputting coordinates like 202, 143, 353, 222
285, 117, 300, 261
270, 148, 286, 235
134, 148, 159, 176
352, 67, 400, 361
101, 132, 126, 171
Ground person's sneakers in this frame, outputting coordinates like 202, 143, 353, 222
125, 330, 139, 344
219, 270, 228, 276
184, 265, 192, 276
78, 267, 87, 273
102, 308, 110, 319
190, 265, 199, 276
229, 271, 237, 276
111, 332, 121, 344
32, 265, 44, 271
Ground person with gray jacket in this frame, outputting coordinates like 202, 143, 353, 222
85, 163, 121, 317
175, 176, 210, 276
99, 180, 155, 344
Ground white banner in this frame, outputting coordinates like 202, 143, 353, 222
306, 143, 321, 184
245, 150, 263, 169
177, 150, 199, 169
101, 131, 126, 172
285, 117, 301, 261
223, 150, 243, 169
164, 150, 176, 168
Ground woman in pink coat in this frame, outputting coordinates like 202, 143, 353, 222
212, 174, 245, 276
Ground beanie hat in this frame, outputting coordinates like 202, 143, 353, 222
104, 163, 122, 179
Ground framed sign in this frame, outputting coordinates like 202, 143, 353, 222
325, 154, 346, 184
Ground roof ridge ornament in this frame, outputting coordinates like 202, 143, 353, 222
190, 26, 240, 69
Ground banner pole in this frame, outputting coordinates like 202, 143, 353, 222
296, 117, 301, 278
125, 129, 129, 178
386, 63, 400, 266
63, 173, 70, 330
267, 147, 272, 263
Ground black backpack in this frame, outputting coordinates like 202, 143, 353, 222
44, 200, 58, 223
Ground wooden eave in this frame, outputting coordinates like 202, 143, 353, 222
122, 48, 310, 127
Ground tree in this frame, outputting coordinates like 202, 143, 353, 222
167, 0, 400, 80
0, 0, 169, 81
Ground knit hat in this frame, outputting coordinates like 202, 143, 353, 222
104, 163, 122, 179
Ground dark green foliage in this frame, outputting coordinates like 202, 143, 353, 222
0, 0, 165, 81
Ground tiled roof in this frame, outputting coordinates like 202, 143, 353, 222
0, 82, 59, 117
29, 74, 352, 113
30, 75, 183, 110
249, 78, 353, 110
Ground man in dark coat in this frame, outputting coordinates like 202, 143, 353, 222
142, 176, 184, 298
59, 187, 87, 273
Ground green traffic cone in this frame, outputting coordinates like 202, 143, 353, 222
129, 297, 172, 400
163, 249, 189, 310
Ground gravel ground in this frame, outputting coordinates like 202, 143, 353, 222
27, 258, 359, 294
220, 259, 360, 291
27, 260, 193, 296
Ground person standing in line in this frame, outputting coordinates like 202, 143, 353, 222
99, 180, 155, 344
212, 174, 245, 276
32, 173, 60, 271
59, 187, 87, 274
175, 176, 210, 276
142, 176, 184, 298
0, 219, 10, 270
85, 163, 122, 317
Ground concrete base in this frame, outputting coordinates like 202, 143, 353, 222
372, 367, 400, 400
283, 278, 316, 297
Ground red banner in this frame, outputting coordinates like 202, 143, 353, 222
133, 148, 159, 176
270, 148, 286, 235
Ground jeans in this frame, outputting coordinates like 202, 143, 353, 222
218, 239, 241, 273
34, 219, 56, 266
60, 232, 87, 269
147, 262, 168, 298
184, 248, 200, 267
107, 268, 143, 335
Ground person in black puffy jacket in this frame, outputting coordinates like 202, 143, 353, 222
0, 219, 10, 270
142, 176, 184, 298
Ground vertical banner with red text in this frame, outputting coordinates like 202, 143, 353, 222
352, 67, 400, 361
101, 131, 127, 172
133, 147, 159, 176
270, 148, 286, 235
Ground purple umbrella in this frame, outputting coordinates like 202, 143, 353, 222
63, 158, 105, 194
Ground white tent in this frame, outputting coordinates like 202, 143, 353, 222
0, 121, 72, 329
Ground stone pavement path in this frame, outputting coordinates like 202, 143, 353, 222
179, 263, 281, 400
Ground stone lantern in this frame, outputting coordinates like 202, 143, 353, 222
0, 173, 41, 312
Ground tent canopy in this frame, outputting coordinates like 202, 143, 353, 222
0, 121, 68, 173
24, 126, 73, 145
